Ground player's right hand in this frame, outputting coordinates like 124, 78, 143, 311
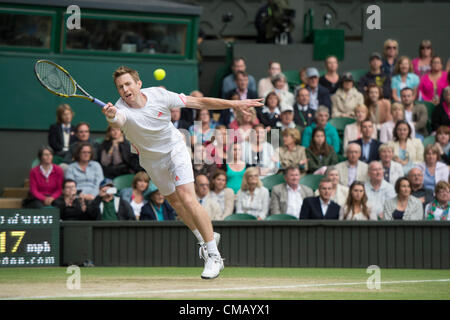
102, 102, 117, 119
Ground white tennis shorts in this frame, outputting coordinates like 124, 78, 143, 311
140, 142, 194, 196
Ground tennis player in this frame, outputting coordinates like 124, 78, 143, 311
102, 66, 263, 279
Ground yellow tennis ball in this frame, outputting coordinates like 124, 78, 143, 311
154, 68, 166, 81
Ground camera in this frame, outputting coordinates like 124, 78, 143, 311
106, 187, 117, 195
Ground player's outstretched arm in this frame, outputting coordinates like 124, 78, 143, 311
185, 96, 263, 117
102, 102, 126, 126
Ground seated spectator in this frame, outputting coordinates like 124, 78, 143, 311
63, 122, 99, 163
258, 61, 288, 98
65, 142, 104, 201
350, 119, 382, 163
227, 71, 258, 101
171, 107, 190, 130
379, 102, 416, 144
391, 57, 420, 102
301, 106, 340, 154
305, 127, 338, 174
425, 181, 450, 221
277, 128, 307, 174
358, 52, 392, 100
305, 68, 332, 112
319, 55, 341, 94
331, 73, 364, 118
258, 91, 281, 129
418, 56, 448, 104
52, 179, 88, 220
86, 178, 135, 220
120, 171, 150, 220
140, 184, 176, 221
235, 167, 270, 220
314, 166, 349, 207
209, 170, 235, 218
48, 104, 76, 158
343, 104, 377, 150
270, 166, 314, 218
192, 144, 217, 181
205, 125, 228, 169
431, 86, 450, 132
382, 177, 424, 220
226, 143, 247, 194
293, 87, 316, 132
219, 91, 240, 126
335, 143, 369, 186
297, 68, 331, 112
181, 90, 203, 126
364, 161, 396, 218
189, 109, 217, 145
379, 144, 404, 186
243, 124, 279, 178
381, 39, 399, 77
364, 83, 392, 130
229, 107, 259, 143
434, 125, 450, 165
408, 167, 434, 209
416, 144, 449, 191
400, 87, 428, 139
274, 104, 301, 135
270, 73, 294, 110
387, 120, 424, 174
23, 146, 64, 209
339, 181, 377, 220
97, 124, 140, 179
300, 177, 340, 220
222, 57, 257, 98
195, 174, 224, 221
412, 40, 433, 78
298, 67, 308, 88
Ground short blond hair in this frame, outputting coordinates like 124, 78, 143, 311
132, 171, 150, 189
113, 66, 141, 84
282, 128, 301, 144
240, 167, 262, 191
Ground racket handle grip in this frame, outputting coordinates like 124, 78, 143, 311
93, 98, 106, 107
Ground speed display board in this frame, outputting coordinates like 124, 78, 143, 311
0, 209, 60, 267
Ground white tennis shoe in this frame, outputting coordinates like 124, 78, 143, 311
201, 254, 224, 279
198, 232, 221, 261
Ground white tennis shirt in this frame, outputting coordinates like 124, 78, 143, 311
109, 87, 187, 159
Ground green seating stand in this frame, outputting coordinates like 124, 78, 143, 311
224, 213, 257, 221
113, 174, 135, 192
265, 214, 298, 221
300, 174, 324, 191
261, 174, 285, 192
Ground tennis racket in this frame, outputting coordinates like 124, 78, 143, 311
34, 59, 106, 107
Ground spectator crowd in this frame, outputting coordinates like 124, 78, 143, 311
24, 38, 450, 222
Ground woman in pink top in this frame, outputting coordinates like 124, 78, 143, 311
23, 146, 64, 209
418, 56, 448, 104
412, 40, 433, 78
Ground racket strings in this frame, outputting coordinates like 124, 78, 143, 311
36, 62, 76, 95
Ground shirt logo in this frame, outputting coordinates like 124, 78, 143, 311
158, 111, 163, 117
175, 176, 180, 181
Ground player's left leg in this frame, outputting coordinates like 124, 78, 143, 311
175, 182, 224, 279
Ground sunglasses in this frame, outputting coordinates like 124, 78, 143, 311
421, 46, 431, 49
387, 46, 397, 49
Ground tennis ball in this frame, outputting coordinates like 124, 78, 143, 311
154, 68, 166, 81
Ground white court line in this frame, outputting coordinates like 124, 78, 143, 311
2, 278, 450, 300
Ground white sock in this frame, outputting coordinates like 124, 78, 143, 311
192, 229, 204, 243
206, 240, 220, 257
